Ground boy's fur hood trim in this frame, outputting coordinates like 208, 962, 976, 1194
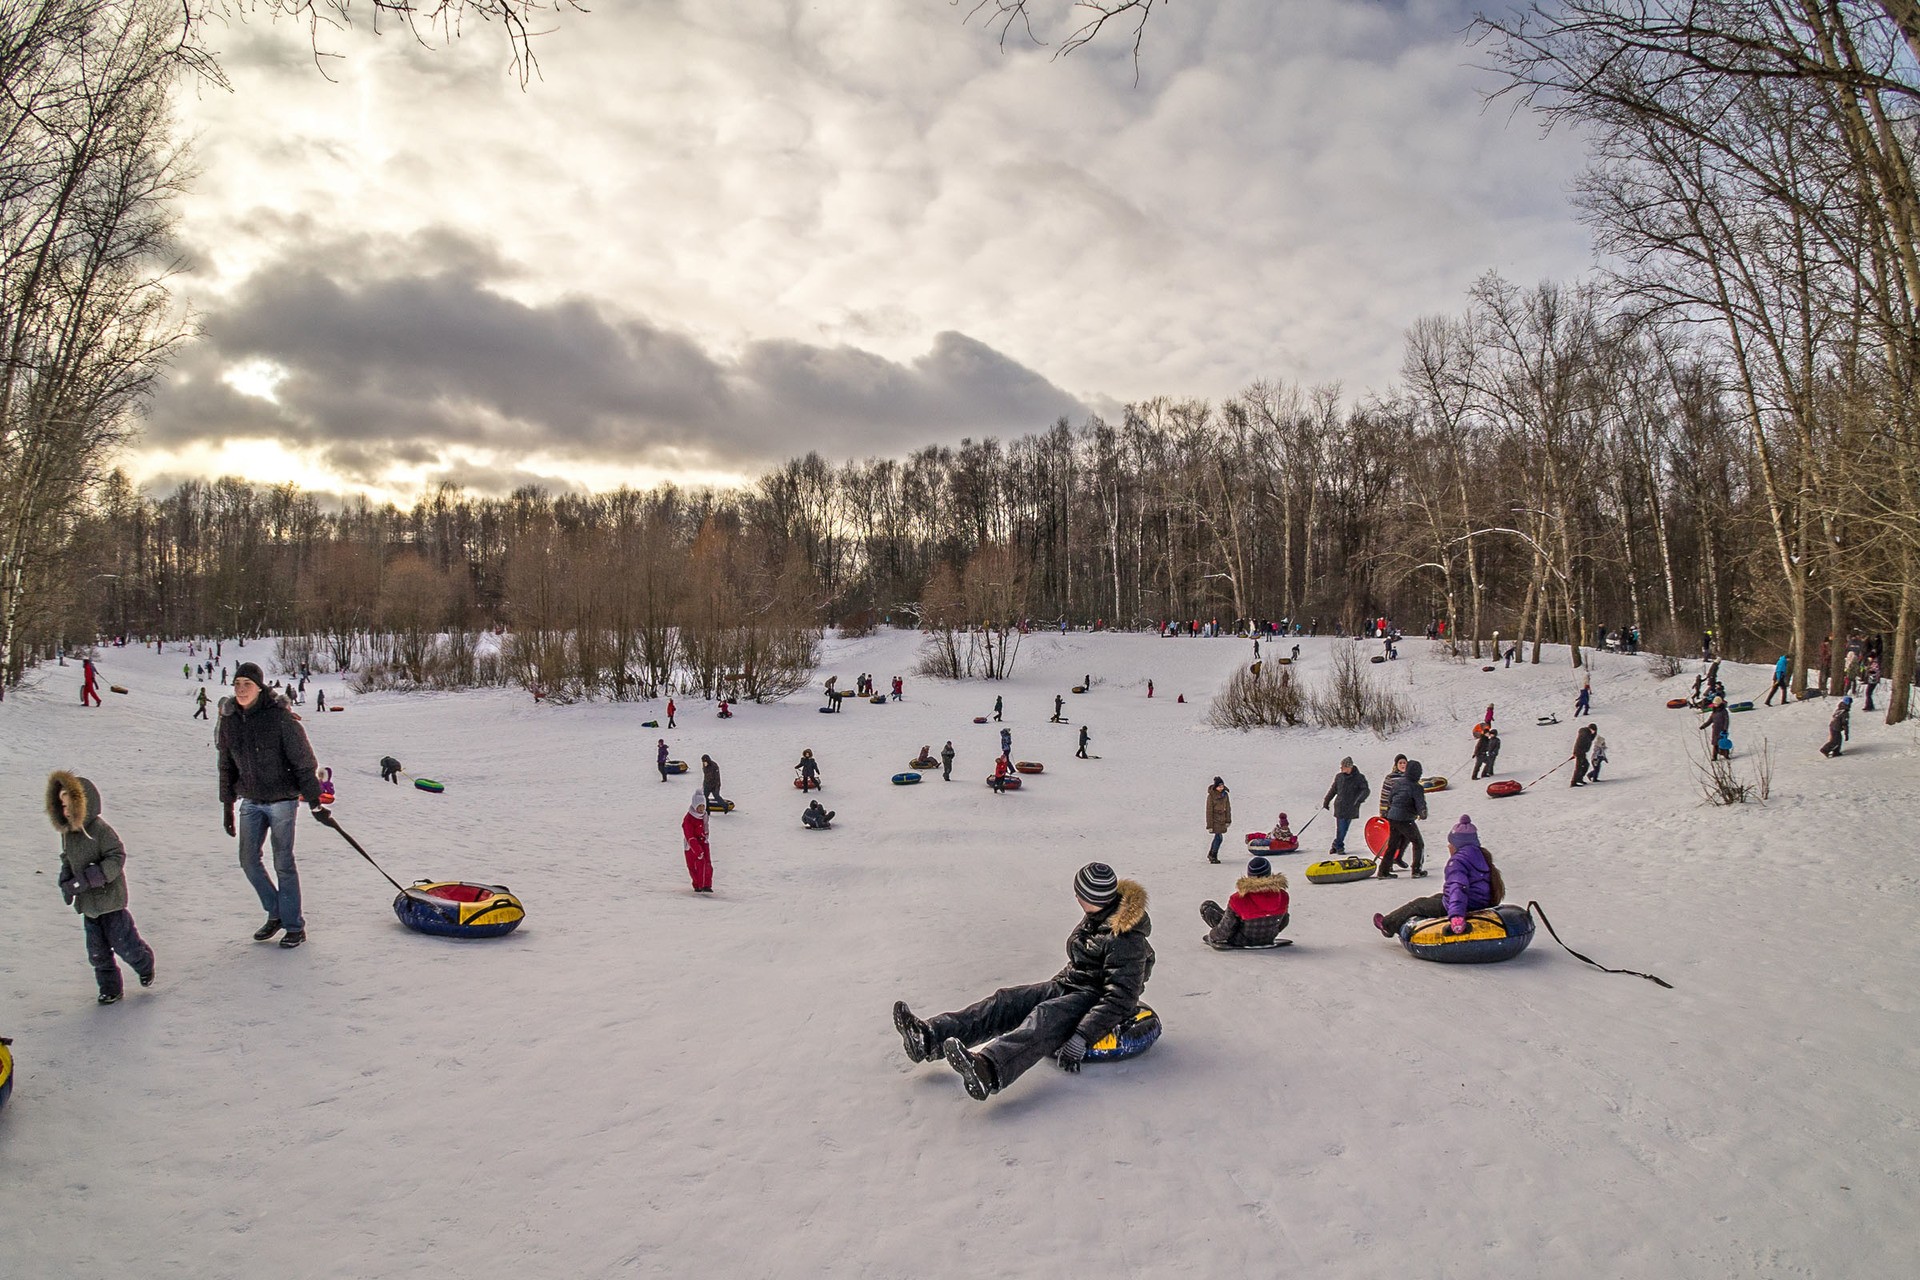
47, 770, 100, 833
1235, 873, 1289, 896
1107, 879, 1149, 935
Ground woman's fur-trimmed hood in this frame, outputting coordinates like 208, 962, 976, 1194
47, 770, 102, 834
1235, 872, 1288, 896
1105, 879, 1149, 935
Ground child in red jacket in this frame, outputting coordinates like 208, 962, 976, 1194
1199, 856, 1290, 948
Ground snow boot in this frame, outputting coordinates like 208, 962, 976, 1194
942, 1038, 998, 1101
279, 929, 306, 949
894, 1001, 935, 1063
1373, 912, 1391, 938
140, 964, 155, 988
253, 917, 282, 941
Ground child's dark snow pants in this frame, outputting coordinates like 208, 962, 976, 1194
85, 909, 153, 998
925, 982, 1101, 1088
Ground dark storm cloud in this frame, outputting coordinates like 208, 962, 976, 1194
146, 234, 1085, 476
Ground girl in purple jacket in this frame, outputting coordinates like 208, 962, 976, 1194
1373, 815, 1505, 938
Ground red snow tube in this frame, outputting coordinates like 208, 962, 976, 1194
973, 716, 989, 724
1666, 698, 1688, 708
1481, 665, 1496, 672
1014, 761, 1044, 774
1486, 780, 1524, 797
1364, 816, 1391, 856
793, 777, 820, 790
987, 774, 1023, 790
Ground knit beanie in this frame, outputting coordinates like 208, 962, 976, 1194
232, 661, 265, 687
1246, 856, 1272, 877
1073, 861, 1119, 907
1448, 815, 1479, 850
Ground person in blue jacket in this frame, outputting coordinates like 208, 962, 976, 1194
1765, 654, 1792, 706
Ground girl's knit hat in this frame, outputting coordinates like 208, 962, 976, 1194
1448, 815, 1480, 849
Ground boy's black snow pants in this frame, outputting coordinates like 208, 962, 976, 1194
1382, 820, 1424, 873
926, 982, 1101, 1088
84, 909, 153, 998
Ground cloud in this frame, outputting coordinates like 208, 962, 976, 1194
144, 229, 1087, 480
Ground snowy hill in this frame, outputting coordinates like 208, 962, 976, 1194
2, 632, 1915, 1278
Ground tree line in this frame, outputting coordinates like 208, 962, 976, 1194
4, 0, 1916, 724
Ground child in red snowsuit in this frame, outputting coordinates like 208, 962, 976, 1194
682, 791, 713, 892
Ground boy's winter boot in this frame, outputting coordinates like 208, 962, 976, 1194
279, 929, 306, 949
253, 917, 282, 941
1373, 912, 1392, 938
942, 1038, 998, 1101
893, 1001, 935, 1063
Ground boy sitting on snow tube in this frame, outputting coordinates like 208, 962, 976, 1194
892, 863, 1153, 1101
802, 799, 835, 829
1199, 856, 1289, 948
1373, 815, 1503, 940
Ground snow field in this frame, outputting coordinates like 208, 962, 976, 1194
1, 632, 1916, 1277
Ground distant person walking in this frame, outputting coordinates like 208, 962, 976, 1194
1205, 777, 1232, 865
940, 740, 955, 781
1573, 676, 1592, 717
667, 698, 677, 729
993, 695, 1003, 723
1077, 725, 1090, 759
81, 657, 102, 707
657, 738, 670, 783
1765, 654, 1792, 706
193, 686, 210, 720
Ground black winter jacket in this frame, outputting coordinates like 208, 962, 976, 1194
217, 690, 321, 806
1322, 768, 1371, 819
702, 759, 721, 792
1574, 725, 1598, 758
1053, 880, 1155, 1048
1384, 761, 1428, 823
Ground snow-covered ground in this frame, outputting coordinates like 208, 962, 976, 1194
2, 631, 1915, 1278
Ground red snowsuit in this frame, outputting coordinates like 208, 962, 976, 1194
81, 659, 101, 707
682, 792, 713, 891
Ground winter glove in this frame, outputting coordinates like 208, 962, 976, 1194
81, 864, 108, 891
1450, 916, 1468, 935
310, 805, 334, 826
59, 870, 78, 905
223, 804, 235, 837
1054, 1035, 1087, 1073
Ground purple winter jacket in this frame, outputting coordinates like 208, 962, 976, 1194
1442, 842, 1498, 919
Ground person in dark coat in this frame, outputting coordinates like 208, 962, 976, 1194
381, 755, 403, 784
795, 749, 821, 790
1077, 724, 1090, 759
1052, 694, 1066, 723
1379, 760, 1428, 877
656, 739, 669, 782
216, 662, 325, 948
1205, 777, 1232, 864
1701, 697, 1731, 761
1571, 723, 1598, 786
940, 740, 955, 781
1200, 857, 1289, 948
1820, 697, 1852, 757
801, 799, 835, 829
701, 754, 726, 807
992, 694, 1003, 722
194, 686, 210, 719
1471, 728, 1501, 780
1320, 756, 1370, 854
893, 863, 1154, 1101
48, 772, 155, 1003
1375, 816, 1504, 938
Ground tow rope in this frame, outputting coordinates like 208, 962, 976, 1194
1526, 900, 1672, 988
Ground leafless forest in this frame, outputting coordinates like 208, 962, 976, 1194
3, 0, 1917, 721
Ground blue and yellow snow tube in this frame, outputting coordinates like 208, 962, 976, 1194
393, 882, 525, 939
0, 1038, 13, 1110
1399, 904, 1533, 964
892, 772, 922, 785
1084, 1005, 1161, 1063
664, 760, 690, 775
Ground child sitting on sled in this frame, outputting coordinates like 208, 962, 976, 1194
1199, 856, 1289, 949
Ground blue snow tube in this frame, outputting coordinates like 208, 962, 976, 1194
892, 772, 922, 785
1398, 904, 1533, 964
393, 882, 525, 939
1083, 1005, 1161, 1062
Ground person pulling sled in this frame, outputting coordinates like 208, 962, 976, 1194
893, 863, 1153, 1100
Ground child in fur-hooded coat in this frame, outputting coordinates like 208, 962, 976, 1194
48, 771, 155, 1003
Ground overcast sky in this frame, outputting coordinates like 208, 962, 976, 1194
139, 0, 1592, 498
